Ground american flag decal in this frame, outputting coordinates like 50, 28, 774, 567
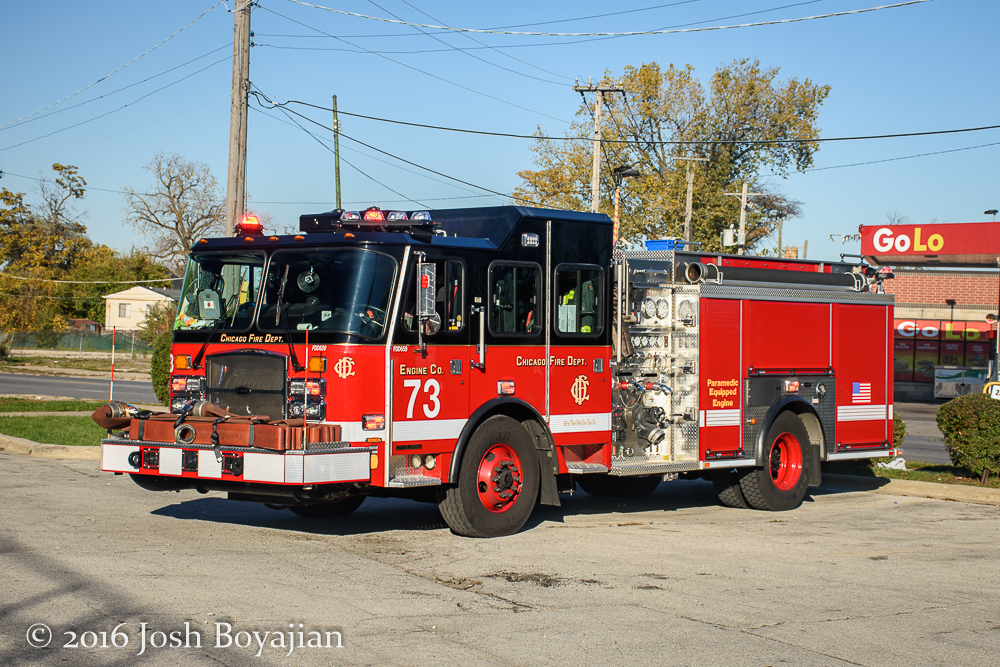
852, 382, 871, 404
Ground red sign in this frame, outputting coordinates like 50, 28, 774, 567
860, 222, 1000, 266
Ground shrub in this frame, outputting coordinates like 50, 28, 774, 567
892, 413, 906, 450
936, 393, 1000, 478
150, 330, 172, 406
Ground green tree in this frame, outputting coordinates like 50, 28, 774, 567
59, 246, 173, 323
513, 59, 830, 251
122, 153, 224, 273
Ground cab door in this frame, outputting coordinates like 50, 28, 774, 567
389, 254, 470, 481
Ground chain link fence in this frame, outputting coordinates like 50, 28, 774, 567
3, 330, 154, 354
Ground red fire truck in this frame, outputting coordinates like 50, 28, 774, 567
99, 206, 897, 537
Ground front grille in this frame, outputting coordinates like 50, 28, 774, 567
205, 350, 287, 419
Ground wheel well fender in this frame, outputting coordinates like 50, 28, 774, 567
447, 398, 550, 484
755, 397, 824, 486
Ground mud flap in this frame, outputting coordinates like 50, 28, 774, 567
522, 419, 560, 506
807, 442, 822, 487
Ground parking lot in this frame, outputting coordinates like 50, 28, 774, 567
1, 452, 998, 667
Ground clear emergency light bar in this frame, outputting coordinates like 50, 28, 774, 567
298, 206, 435, 238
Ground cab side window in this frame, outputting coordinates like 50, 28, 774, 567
490, 263, 541, 335
555, 265, 602, 335
401, 259, 465, 333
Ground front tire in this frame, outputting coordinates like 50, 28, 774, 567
439, 415, 539, 538
740, 411, 811, 511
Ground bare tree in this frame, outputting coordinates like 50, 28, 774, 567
885, 209, 911, 225
123, 153, 224, 272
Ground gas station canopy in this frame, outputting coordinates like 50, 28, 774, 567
860, 222, 1000, 267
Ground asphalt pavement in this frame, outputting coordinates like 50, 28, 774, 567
894, 400, 950, 464
0, 373, 159, 406
1, 453, 998, 667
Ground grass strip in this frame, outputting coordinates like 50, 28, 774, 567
0, 415, 106, 447
0, 398, 107, 413
2, 355, 149, 373
824, 460, 1000, 489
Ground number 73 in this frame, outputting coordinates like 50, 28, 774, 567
403, 378, 441, 418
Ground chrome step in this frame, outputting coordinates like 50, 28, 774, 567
608, 459, 700, 476
386, 475, 442, 488
565, 462, 609, 474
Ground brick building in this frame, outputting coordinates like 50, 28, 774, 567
880, 269, 998, 398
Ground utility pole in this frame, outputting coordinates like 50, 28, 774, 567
573, 79, 626, 214
724, 182, 765, 254
332, 95, 342, 210
225, 0, 252, 236
675, 156, 707, 243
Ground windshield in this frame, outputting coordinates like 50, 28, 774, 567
258, 248, 397, 339
174, 252, 265, 331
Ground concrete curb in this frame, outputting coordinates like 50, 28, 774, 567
0, 433, 100, 460
822, 473, 1000, 506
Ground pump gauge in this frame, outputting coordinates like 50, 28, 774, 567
640, 336, 649, 347
642, 298, 656, 319
656, 299, 669, 319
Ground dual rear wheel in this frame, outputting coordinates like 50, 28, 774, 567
713, 411, 812, 512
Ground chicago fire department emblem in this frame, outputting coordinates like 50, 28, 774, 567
333, 357, 356, 379
570, 374, 590, 405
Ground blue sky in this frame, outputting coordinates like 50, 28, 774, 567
1, 0, 997, 263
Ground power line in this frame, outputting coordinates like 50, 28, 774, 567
0, 1, 225, 130
0, 57, 229, 153
0, 45, 231, 133
253, 91, 526, 202
258, 101, 431, 207
394, 0, 573, 83
804, 140, 1000, 172
265, 97, 1000, 146
284, 0, 934, 36
485, 0, 710, 30
2, 275, 174, 285
250, 104, 486, 196
258, 6, 572, 124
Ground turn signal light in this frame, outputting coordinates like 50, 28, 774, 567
363, 414, 385, 430
784, 380, 800, 393
497, 380, 516, 396
171, 377, 188, 392
173, 354, 191, 370
308, 356, 326, 373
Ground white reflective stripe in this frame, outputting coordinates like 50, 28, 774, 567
837, 405, 887, 422
101, 443, 139, 473
889, 404, 893, 419
198, 450, 222, 478
549, 413, 611, 434
158, 447, 182, 476
244, 452, 285, 483
704, 408, 741, 427
303, 452, 371, 483
393, 418, 468, 441
285, 454, 303, 484
699, 410, 705, 427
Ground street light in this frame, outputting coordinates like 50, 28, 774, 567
612, 165, 640, 247
986, 209, 998, 222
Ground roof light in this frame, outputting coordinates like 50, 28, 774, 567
340, 210, 361, 221
411, 211, 432, 222
386, 211, 408, 221
235, 213, 264, 236
363, 207, 385, 222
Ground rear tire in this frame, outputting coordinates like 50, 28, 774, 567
740, 411, 811, 511
439, 415, 539, 538
289, 495, 365, 517
711, 469, 750, 509
577, 474, 660, 499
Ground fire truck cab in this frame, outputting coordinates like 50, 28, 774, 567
100, 206, 896, 537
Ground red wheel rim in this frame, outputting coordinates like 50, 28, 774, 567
768, 433, 803, 491
476, 444, 523, 513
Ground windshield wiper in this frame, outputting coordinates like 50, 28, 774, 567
192, 289, 241, 370
275, 264, 304, 372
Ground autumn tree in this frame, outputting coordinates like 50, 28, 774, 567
123, 153, 224, 273
513, 59, 831, 252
